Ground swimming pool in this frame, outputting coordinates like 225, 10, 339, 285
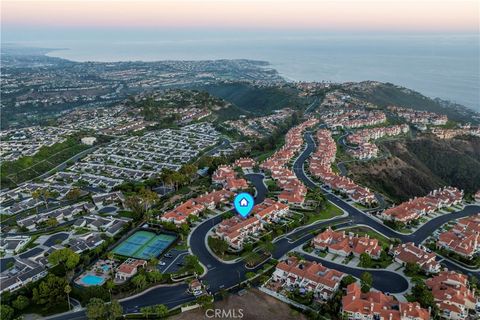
112, 230, 176, 259
80, 274, 106, 286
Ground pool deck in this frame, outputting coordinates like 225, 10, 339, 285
75, 259, 116, 287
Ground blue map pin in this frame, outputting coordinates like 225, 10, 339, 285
234, 192, 254, 218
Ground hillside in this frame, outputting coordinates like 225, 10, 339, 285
346, 135, 480, 203
343, 82, 479, 124
197, 82, 309, 115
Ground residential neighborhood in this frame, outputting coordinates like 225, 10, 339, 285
1, 49, 479, 320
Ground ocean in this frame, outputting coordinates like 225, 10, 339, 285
14, 33, 480, 112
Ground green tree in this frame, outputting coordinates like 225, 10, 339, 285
209, 237, 229, 256
108, 300, 123, 320
0, 304, 14, 320
125, 195, 144, 220
65, 188, 82, 201
45, 217, 59, 228
32, 274, 68, 309
65, 284, 72, 310
179, 164, 198, 181
140, 306, 155, 319
139, 188, 159, 218
132, 273, 147, 290
340, 275, 356, 288
309, 187, 326, 208
259, 241, 275, 254
146, 270, 164, 283
12, 295, 29, 311
410, 283, 437, 314
48, 248, 80, 271
105, 279, 115, 301
86, 298, 106, 320
32, 188, 53, 209
154, 304, 169, 317
404, 262, 421, 276
359, 253, 372, 268
360, 272, 373, 293
196, 295, 213, 310
243, 251, 261, 267
148, 258, 159, 270
181, 255, 203, 275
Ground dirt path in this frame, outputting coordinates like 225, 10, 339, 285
170, 288, 307, 320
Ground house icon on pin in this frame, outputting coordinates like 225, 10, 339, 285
239, 198, 249, 207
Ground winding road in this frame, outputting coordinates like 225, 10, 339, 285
47, 130, 480, 320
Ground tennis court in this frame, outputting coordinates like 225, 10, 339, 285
112, 230, 176, 259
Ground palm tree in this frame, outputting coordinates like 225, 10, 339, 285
148, 258, 159, 271
64, 284, 72, 310
106, 279, 115, 301
243, 251, 260, 267
34, 188, 53, 209
139, 188, 159, 218
31, 190, 40, 213
140, 306, 155, 319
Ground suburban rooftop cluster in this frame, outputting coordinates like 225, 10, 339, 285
342, 282, 430, 320
393, 242, 441, 274
160, 189, 234, 225
225, 108, 294, 137
321, 109, 387, 129
271, 256, 346, 301
212, 165, 249, 192
215, 198, 289, 250
0, 126, 76, 161
388, 105, 448, 126
49, 123, 219, 190
431, 127, 480, 140
380, 187, 464, 223
346, 124, 410, 159
426, 270, 477, 319
312, 227, 382, 258
309, 129, 376, 205
436, 214, 480, 258
261, 118, 318, 206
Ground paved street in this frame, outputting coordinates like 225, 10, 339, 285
46, 133, 480, 320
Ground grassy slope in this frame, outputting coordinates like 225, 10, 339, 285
1, 136, 90, 188
198, 82, 307, 115
345, 82, 479, 124
347, 135, 480, 203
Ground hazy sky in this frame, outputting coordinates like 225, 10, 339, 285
2, 0, 479, 34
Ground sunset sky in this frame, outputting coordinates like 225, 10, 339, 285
2, 0, 479, 34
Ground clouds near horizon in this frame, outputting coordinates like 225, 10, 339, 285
2, 0, 479, 33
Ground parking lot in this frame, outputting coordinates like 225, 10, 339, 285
157, 248, 189, 274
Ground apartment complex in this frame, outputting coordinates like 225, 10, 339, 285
309, 129, 376, 205
425, 271, 476, 320
393, 242, 440, 274
342, 283, 430, 320
437, 214, 480, 258
312, 227, 382, 258
214, 198, 289, 250
272, 257, 345, 301
381, 187, 463, 223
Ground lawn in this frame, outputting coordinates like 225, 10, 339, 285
305, 203, 343, 224
117, 210, 136, 219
